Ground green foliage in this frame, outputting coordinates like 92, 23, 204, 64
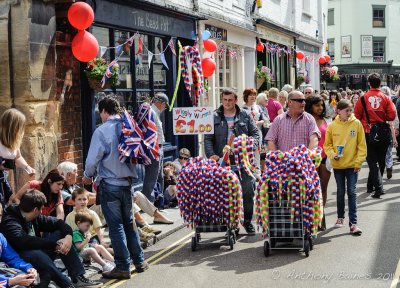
85, 58, 119, 87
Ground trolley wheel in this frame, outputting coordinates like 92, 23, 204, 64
228, 235, 234, 250
304, 240, 310, 257
264, 240, 271, 257
309, 237, 313, 251
270, 238, 276, 248
191, 236, 197, 252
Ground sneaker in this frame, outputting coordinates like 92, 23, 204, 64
350, 224, 362, 235
134, 261, 149, 273
371, 190, 383, 199
102, 268, 131, 280
73, 275, 102, 287
141, 225, 162, 235
243, 222, 256, 236
387, 167, 393, 179
139, 229, 155, 242
102, 262, 115, 272
334, 218, 345, 227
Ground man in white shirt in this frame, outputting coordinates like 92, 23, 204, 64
142, 93, 169, 203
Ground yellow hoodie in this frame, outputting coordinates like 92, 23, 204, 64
324, 114, 367, 169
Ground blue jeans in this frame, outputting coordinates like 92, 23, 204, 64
100, 180, 144, 271
142, 149, 164, 202
19, 231, 85, 288
333, 168, 359, 226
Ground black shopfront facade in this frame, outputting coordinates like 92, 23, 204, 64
81, 0, 198, 187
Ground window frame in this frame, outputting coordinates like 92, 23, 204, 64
373, 37, 385, 63
327, 38, 335, 60
372, 5, 385, 28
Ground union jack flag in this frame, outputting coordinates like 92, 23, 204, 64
0, 280, 6, 288
136, 103, 159, 162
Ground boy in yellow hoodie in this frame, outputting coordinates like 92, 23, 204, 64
324, 99, 367, 235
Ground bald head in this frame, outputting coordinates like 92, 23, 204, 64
288, 90, 305, 100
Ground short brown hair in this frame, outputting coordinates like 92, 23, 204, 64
75, 211, 93, 225
220, 89, 238, 100
72, 187, 89, 201
337, 99, 352, 110
243, 88, 257, 103
20, 189, 47, 213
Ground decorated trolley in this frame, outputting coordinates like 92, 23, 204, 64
256, 145, 323, 257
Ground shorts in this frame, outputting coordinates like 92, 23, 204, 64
79, 247, 92, 262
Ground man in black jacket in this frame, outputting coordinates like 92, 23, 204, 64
0, 189, 101, 288
204, 89, 260, 235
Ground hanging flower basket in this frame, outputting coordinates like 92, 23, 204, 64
256, 61, 271, 89
85, 58, 119, 91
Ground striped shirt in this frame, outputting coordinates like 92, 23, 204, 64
266, 111, 320, 152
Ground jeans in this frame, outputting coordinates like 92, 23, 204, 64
334, 168, 359, 226
100, 180, 144, 272
19, 231, 85, 288
366, 133, 389, 192
236, 168, 255, 223
142, 149, 164, 202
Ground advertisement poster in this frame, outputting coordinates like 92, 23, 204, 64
341, 35, 351, 58
173, 107, 214, 135
361, 35, 373, 57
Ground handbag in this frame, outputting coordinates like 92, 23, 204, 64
360, 96, 392, 146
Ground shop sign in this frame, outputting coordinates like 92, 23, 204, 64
296, 41, 319, 54
173, 107, 214, 135
256, 25, 294, 47
95, 0, 195, 39
205, 24, 227, 41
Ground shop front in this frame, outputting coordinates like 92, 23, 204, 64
255, 21, 297, 91
81, 0, 199, 188
296, 39, 323, 91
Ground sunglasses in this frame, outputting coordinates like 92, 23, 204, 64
179, 156, 189, 160
291, 98, 306, 103
304, 91, 312, 94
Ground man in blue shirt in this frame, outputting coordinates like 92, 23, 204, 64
82, 95, 147, 280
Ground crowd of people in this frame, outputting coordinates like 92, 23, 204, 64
0, 72, 397, 287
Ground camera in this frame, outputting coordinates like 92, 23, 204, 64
0, 157, 15, 170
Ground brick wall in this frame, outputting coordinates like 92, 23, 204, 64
55, 3, 84, 180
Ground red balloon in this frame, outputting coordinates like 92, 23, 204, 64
202, 58, 216, 77
324, 55, 331, 62
296, 51, 305, 60
319, 56, 326, 65
256, 43, 264, 52
203, 39, 217, 52
68, 2, 94, 30
72, 30, 99, 62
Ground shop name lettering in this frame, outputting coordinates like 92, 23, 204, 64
174, 109, 211, 119
133, 13, 170, 32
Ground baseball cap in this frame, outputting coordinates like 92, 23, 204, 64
153, 93, 170, 108
179, 148, 191, 158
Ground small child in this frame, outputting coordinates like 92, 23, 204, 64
66, 188, 112, 254
72, 212, 115, 272
324, 99, 367, 235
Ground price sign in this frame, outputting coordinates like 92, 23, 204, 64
173, 107, 214, 135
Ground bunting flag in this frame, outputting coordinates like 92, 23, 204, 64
100, 46, 107, 58
136, 36, 143, 55
148, 51, 154, 69
168, 38, 176, 56
136, 102, 159, 163
101, 55, 121, 88
160, 53, 169, 70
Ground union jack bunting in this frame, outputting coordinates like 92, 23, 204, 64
118, 110, 148, 163
136, 103, 159, 162
101, 55, 121, 88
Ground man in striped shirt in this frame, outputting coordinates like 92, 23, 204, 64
266, 91, 320, 152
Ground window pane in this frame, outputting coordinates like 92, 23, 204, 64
328, 9, 334, 25
153, 37, 168, 91
135, 34, 150, 89
114, 30, 132, 89
92, 26, 110, 61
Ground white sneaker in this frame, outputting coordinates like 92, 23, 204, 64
334, 218, 345, 227
102, 262, 115, 272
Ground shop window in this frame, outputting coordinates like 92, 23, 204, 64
216, 48, 238, 94
327, 38, 335, 60
373, 38, 385, 62
373, 6, 385, 27
328, 9, 334, 26
114, 30, 132, 90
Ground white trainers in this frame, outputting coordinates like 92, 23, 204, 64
102, 262, 115, 272
350, 224, 362, 235
334, 218, 345, 227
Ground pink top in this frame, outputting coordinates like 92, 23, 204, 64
318, 121, 328, 159
267, 99, 282, 122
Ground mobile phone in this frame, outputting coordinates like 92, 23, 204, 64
0, 157, 15, 169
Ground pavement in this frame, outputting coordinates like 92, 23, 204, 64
86, 153, 400, 288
